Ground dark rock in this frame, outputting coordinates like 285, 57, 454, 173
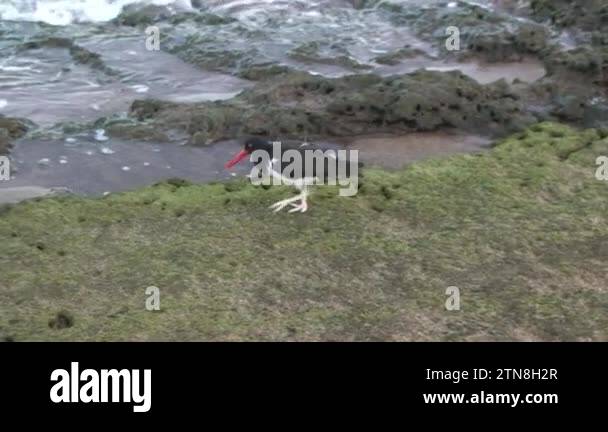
105, 123, 169, 142
114, 4, 173, 26
126, 70, 537, 144
380, 2, 551, 62
374, 46, 431, 65
530, 0, 608, 31
0, 129, 11, 156
544, 46, 608, 88
0, 116, 30, 155
0, 116, 29, 139
19, 37, 117, 75
48, 311, 74, 330
238, 64, 292, 81
288, 41, 372, 71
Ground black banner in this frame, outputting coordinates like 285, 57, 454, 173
0, 343, 605, 420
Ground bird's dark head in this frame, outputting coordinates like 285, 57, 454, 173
225, 137, 272, 169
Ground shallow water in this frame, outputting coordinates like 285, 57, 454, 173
0, 0, 545, 199
342, 132, 491, 169
423, 58, 546, 85
4, 135, 247, 195
2, 130, 491, 196
0, 31, 251, 125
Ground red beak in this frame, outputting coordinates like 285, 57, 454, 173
225, 149, 250, 169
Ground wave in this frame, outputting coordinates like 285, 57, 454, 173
0, 0, 193, 26
0, 0, 498, 26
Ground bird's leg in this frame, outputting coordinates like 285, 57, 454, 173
270, 188, 309, 213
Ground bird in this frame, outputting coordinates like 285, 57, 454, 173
225, 137, 362, 213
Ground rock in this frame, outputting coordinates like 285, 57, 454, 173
380, 1, 551, 63
544, 46, 608, 89
48, 311, 74, 330
114, 4, 173, 26
530, 0, 608, 31
19, 38, 117, 76
0, 116, 28, 139
552, 95, 587, 121
0, 129, 10, 155
373, 46, 431, 65
170, 12, 236, 26
190, 131, 211, 146
288, 41, 372, 71
126, 69, 537, 144
349, 0, 381, 9
0, 116, 29, 155
238, 64, 292, 81
105, 123, 169, 142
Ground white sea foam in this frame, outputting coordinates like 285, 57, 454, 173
0, 0, 193, 26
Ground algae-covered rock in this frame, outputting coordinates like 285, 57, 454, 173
114, 4, 232, 27
105, 123, 170, 142
18, 37, 118, 76
169, 12, 237, 26
373, 46, 431, 65
113, 4, 174, 26
288, 41, 372, 71
237, 64, 292, 81
1, 123, 606, 341
0, 129, 10, 155
379, 1, 551, 62
544, 46, 608, 88
0, 117, 28, 140
163, 19, 275, 77
526, 0, 607, 91
125, 70, 537, 144
530, 0, 608, 31
0, 116, 30, 155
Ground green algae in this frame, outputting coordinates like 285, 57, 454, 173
126, 69, 537, 145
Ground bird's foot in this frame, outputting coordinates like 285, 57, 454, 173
287, 198, 308, 213
269, 196, 300, 213
270, 193, 308, 213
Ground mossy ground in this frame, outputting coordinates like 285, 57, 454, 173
1, 123, 607, 341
